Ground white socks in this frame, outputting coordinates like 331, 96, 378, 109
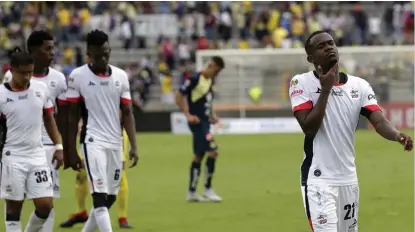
41, 208, 54, 232
5, 221, 22, 232
24, 211, 47, 232
82, 207, 112, 232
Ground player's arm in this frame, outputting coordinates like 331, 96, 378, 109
360, 83, 413, 150
120, 76, 138, 167
56, 77, 68, 148
289, 78, 329, 138
65, 76, 82, 169
175, 77, 197, 117
43, 94, 64, 169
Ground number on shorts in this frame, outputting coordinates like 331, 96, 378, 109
344, 203, 356, 220
35, 170, 49, 183
114, 169, 121, 181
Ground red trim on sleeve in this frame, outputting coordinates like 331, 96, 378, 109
43, 107, 54, 113
66, 97, 80, 103
57, 99, 67, 105
364, 104, 382, 112
293, 101, 313, 112
121, 98, 132, 104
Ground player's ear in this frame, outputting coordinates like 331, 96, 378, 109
307, 54, 314, 63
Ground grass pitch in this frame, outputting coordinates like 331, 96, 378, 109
0, 130, 413, 232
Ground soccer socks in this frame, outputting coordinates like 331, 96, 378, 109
81, 207, 97, 232
5, 221, 22, 232
118, 171, 129, 219
93, 207, 112, 232
6, 213, 21, 232
75, 170, 89, 213
41, 208, 54, 232
189, 161, 201, 192
205, 157, 216, 189
24, 210, 48, 232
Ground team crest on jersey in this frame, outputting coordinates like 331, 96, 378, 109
49, 80, 57, 88
114, 80, 121, 88
350, 89, 359, 99
290, 79, 298, 87
35, 92, 41, 98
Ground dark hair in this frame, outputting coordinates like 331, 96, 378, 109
305, 30, 327, 55
27, 30, 54, 53
10, 48, 34, 68
211, 56, 225, 69
86, 29, 109, 47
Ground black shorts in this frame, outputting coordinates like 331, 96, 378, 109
189, 121, 218, 155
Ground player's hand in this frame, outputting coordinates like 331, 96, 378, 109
209, 115, 220, 125
186, 114, 200, 125
52, 149, 64, 170
395, 132, 413, 152
64, 150, 84, 171
129, 148, 139, 168
317, 63, 338, 92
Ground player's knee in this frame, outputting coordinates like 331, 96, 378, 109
92, 192, 108, 208
5, 213, 20, 221
207, 151, 218, 158
34, 201, 53, 219
5, 200, 23, 215
106, 194, 117, 209
193, 155, 204, 163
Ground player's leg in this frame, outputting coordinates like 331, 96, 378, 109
41, 146, 59, 231
187, 125, 205, 201
337, 184, 359, 232
201, 122, 221, 202
107, 147, 123, 211
301, 184, 338, 232
1, 161, 26, 232
25, 163, 54, 232
81, 143, 112, 232
117, 165, 132, 228
59, 169, 89, 228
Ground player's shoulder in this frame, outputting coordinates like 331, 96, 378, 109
110, 64, 128, 80
30, 79, 48, 89
345, 73, 371, 88
69, 64, 89, 79
290, 71, 316, 88
48, 67, 66, 82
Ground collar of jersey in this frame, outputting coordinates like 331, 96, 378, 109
87, 64, 112, 78
32, 67, 50, 78
4, 82, 30, 92
312, 71, 348, 86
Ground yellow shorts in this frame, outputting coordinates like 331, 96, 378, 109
79, 130, 128, 162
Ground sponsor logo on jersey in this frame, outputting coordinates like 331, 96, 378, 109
350, 89, 359, 98
314, 169, 321, 177
317, 214, 327, 224
114, 80, 121, 87
290, 89, 303, 97
368, 94, 376, 100
35, 92, 41, 98
290, 79, 298, 87
49, 80, 57, 88
315, 88, 343, 96
18, 94, 28, 100
100, 81, 109, 86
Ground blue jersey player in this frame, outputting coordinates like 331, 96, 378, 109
175, 56, 225, 202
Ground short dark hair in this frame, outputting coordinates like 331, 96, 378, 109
305, 30, 327, 55
10, 48, 34, 68
27, 30, 54, 53
211, 56, 225, 69
86, 29, 109, 47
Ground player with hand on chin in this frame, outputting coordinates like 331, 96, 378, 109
65, 30, 138, 232
175, 56, 225, 202
289, 31, 413, 232
0, 50, 63, 232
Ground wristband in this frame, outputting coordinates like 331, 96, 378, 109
55, 144, 63, 150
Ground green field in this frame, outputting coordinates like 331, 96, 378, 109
0, 130, 413, 232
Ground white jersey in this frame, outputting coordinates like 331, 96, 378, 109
289, 71, 381, 186
0, 80, 53, 158
66, 64, 131, 149
3, 68, 67, 145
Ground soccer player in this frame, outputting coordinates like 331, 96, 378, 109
0, 51, 63, 232
59, 128, 133, 229
3, 31, 68, 231
175, 56, 225, 202
65, 29, 138, 232
288, 31, 413, 232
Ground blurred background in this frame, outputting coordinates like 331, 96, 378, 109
0, 1, 413, 130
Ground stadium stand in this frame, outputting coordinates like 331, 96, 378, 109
0, 1, 413, 111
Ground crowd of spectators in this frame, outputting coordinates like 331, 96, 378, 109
1, 1, 413, 107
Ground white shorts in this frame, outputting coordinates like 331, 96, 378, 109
81, 143, 123, 195
0, 157, 54, 201
44, 146, 60, 198
301, 184, 359, 232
